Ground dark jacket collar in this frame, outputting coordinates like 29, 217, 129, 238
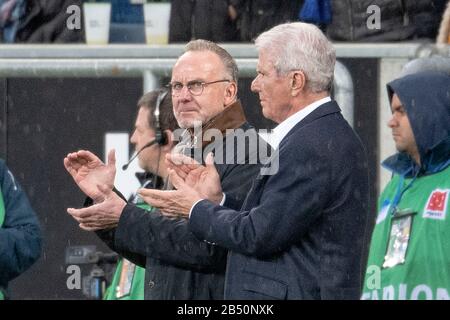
282, 100, 341, 144
186, 99, 247, 148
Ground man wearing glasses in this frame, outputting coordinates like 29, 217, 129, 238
64, 40, 268, 299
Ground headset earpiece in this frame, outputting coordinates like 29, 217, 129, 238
154, 90, 169, 145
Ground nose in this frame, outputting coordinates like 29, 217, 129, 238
251, 75, 260, 93
388, 115, 397, 128
130, 130, 137, 144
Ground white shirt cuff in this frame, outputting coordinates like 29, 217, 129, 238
219, 192, 226, 206
188, 193, 226, 218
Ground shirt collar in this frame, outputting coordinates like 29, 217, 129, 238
268, 97, 331, 149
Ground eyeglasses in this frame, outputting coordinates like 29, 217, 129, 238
167, 79, 231, 96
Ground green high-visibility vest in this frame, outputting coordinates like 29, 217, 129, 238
362, 166, 450, 300
0, 186, 5, 300
103, 202, 152, 300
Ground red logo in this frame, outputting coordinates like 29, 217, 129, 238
426, 191, 447, 212
424, 190, 448, 220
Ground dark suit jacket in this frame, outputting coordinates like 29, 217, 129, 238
190, 101, 372, 299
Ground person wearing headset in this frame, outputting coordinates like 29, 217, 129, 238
100, 89, 179, 300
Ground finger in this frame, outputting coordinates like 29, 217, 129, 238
73, 216, 95, 224
205, 152, 215, 167
186, 167, 203, 183
168, 153, 201, 175
79, 223, 100, 231
74, 212, 117, 225
142, 196, 166, 209
80, 219, 117, 229
165, 153, 174, 167
68, 152, 88, 165
138, 191, 162, 206
165, 155, 186, 177
71, 213, 104, 226
63, 158, 77, 175
138, 188, 169, 198
169, 168, 187, 190
67, 207, 95, 219
138, 189, 173, 208
167, 154, 191, 175
107, 149, 116, 167
171, 153, 200, 167
81, 224, 116, 231
177, 162, 199, 175
179, 164, 192, 176
168, 153, 185, 165
67, 152, 78, 160
77, 150, 103, 164
169, 162, 188, 180
205, 153, 219, 177
66, 153, 81, 167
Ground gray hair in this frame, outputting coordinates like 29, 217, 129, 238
185, 39, 239, 85
255, 22, 336, 93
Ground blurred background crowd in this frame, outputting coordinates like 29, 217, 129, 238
0, 0, 449, 44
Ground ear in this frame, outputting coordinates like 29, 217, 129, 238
291, 71, 306, 96
224, 81, 238, 105
161, 129, 175, 152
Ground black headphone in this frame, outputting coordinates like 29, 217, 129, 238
153, 89, 169, 146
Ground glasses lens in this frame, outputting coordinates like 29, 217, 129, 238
188, 81, 204, 96
169, 83, 183, 95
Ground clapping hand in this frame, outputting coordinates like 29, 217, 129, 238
138, 153, 223, 218
64, 149, 116, 202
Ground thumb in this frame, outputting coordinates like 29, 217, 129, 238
107, 149, 116, 167
205, 152, 215, 168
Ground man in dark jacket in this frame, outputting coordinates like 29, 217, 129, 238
64, 40, 269, 299
362, 71, 450, 300
140, 22, 372, 300
0, 159, 41, 299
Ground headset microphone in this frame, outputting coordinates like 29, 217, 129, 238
122, 139, 157, 170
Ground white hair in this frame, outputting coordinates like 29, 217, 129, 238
255, 22, 336, 93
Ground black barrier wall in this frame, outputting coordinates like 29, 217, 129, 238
1, 78, 142, 299
1, 59, 378, 299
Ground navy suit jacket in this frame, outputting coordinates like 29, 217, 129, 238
189, 101, 372, 299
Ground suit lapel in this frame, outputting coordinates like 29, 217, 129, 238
280, 100, 341, 148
